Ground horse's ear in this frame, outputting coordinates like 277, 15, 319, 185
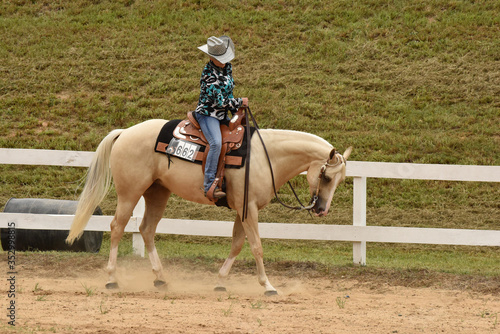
343, 146, 353, 160
329, 148, 336, 161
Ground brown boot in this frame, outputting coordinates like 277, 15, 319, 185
205, 178, 226, 201
213, 188, 226, 199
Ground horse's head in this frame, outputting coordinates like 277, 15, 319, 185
307, 146, 352, 217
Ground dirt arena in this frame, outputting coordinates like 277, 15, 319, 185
3, 254, 499, 333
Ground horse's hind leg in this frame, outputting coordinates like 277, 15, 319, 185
140, 183, 171, 288
106, 197, 138, 289
215, 214, 246, 291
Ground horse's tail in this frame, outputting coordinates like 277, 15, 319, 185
66, 129, 124, 244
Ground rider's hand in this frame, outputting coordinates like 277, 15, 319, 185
241, 98, 249, 107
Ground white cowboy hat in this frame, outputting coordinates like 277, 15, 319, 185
197, 35, 235, 64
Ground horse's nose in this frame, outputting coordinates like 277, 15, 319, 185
314, 209, 327, 217
312, 202, 327, 217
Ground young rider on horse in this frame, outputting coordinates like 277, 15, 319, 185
195, 35, 248, 200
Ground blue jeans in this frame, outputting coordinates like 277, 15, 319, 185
195, 113, 222, 193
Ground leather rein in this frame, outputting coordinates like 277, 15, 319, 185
242, 107, 344, 222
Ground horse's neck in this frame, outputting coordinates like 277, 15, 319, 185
260, 129, 332, 184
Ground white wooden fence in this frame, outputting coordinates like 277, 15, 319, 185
1, 148, 499, 265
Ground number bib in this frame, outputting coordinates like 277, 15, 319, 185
166, 138, 201, 162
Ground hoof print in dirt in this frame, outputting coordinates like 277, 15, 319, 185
214, 286, 227, 292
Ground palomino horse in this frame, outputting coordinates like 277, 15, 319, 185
66, 119, 352, 295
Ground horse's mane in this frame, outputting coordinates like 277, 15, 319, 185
262, 129, 333, 149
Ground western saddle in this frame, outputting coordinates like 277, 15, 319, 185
172, 108, 247, 202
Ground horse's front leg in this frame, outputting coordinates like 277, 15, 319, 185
241, 206, 278, 296
215, 214, 246, 291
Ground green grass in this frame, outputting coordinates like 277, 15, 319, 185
0, 0, 499, 280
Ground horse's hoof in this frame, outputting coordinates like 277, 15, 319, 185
105, 282, 119, 290
264, 290, 278, 296
214, 286, 227, 292
154, 280, 167, 288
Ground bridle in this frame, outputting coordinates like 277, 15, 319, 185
242, 107, 346, 221
308, 154, 346, 209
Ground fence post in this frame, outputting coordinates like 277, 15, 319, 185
132, 196, 145, 257
353, 176, 367, 265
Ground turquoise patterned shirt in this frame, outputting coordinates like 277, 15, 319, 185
195, 61, 243, 120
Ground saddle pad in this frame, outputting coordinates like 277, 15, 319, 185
154, 119, 254, 169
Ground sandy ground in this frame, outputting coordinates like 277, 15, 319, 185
2, 256, 499, 334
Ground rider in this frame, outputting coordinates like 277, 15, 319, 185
195, 35, 248, 200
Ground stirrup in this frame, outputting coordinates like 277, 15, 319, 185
205, 178, 226, 202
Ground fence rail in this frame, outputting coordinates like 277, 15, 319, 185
1, 148, 499, 264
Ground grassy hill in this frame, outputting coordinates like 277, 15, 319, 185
1, 1, 499, 275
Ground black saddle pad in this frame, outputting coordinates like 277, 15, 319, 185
154, 119, 255, 169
